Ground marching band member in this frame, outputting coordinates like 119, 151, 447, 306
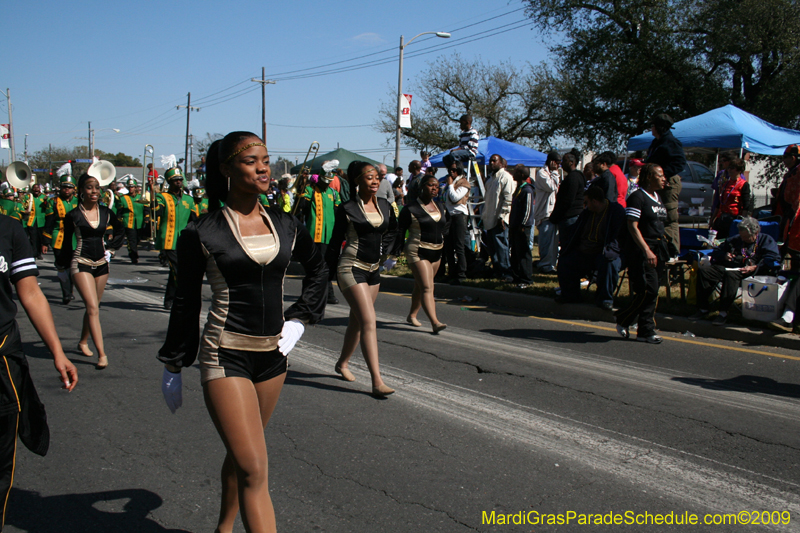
115, 177, 146, 264
192, 187, 209, 216
155, 167, 198, 310
43, 174, 79, 305
326, 160, 398, 397
393, 173, 449, 333
159, 132, 327, 533
57, 173, 124, 369
22, 184, 48, 259
299, 161, 341, 305
0, 186, 21, 222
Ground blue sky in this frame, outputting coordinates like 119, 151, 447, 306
4, 0, 551, 169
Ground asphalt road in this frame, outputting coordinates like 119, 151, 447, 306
6, 251, 800, 532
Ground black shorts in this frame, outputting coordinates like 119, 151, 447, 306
209, 347, 288, 384
337, 265, 381, 291
408, 247, 442, 264
71, 261, 109, 278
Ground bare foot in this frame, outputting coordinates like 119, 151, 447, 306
77, 343, 93, 357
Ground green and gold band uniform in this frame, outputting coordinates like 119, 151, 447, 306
23, 194, 47, 230
115, 193, 146, 263
301, 185, 341, 245
23, 193, 48, 259
42, 197, 79, 251
43, 186, 79, 302
0, 200, 22, 223
156, 191, 198, 307
193, 197, 209, 216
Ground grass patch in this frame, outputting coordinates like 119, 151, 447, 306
387, 250, 759, 327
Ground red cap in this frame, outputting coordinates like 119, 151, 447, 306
629, 158, 645, 167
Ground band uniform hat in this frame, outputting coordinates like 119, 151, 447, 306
629, 158, 645, 167
651, 113, 675, 130
127, 177, 139, 188
192, 187, 205, 198
784, 144, 799, 158
165, 167, 184, 182
59, 175, 75, 187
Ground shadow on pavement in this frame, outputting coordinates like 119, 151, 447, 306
672, 375, 800, 399
480, 327, 612, 344
284, 369, 370, 396
6, 488, 192, 532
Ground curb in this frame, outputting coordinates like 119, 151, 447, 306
375, 274, 800, 352
287, 262, 800, 352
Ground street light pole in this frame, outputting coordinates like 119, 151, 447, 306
394, 31, 450, 170
1, 88, 16, 161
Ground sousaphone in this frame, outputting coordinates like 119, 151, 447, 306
6, 161, 34, 189
87, 160, 117, 186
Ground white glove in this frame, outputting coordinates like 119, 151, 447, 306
383, 258, 397, 271
56, 270, 69, 283
104, 250, 112, 262
161, 367, 182, 414
277, 318, 304, 356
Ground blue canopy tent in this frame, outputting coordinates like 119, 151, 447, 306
627, 105, 800, 155
428, 136, 548, 167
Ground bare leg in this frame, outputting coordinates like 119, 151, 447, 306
407, 271, 423, 326
73, 272, 109, 367
205, 373, 286, 533
409, 259, 445, 331
337, 308, 361, 369
78, 313, 93, 356
338, 283, 389, 391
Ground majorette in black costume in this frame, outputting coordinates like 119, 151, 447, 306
395, 197, 449, 263
325, 196, 397, 290
56, 204, 124, 278
158, 204, 328, 383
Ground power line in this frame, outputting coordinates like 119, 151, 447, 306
259, 7, 527, 81
266, 122, 375, 129
78, 8, 531, 144
271, 19, 535, 82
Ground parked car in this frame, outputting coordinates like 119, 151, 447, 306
677, 161, 715, 223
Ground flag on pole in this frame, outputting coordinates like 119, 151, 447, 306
399, 94, 412, 129
0, 124, 8, 149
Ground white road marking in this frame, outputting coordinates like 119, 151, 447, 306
321, 304, 800, 424
290, 341, 800, 531
105, 286, 166, 307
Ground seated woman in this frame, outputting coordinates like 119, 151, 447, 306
691, 216, 780, 326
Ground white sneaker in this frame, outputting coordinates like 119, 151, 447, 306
616, 324, 629, 339
637, 335, 663, 344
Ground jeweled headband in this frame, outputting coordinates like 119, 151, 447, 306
224, 142, 267, 163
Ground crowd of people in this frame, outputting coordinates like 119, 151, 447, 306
3, 116, 800, 532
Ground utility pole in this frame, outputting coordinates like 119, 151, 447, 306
24, 134, 28, 161
88, 121, 93, 157
1, 88, 16, 161
177, 93, 199, 179
251, 68, 276, 143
